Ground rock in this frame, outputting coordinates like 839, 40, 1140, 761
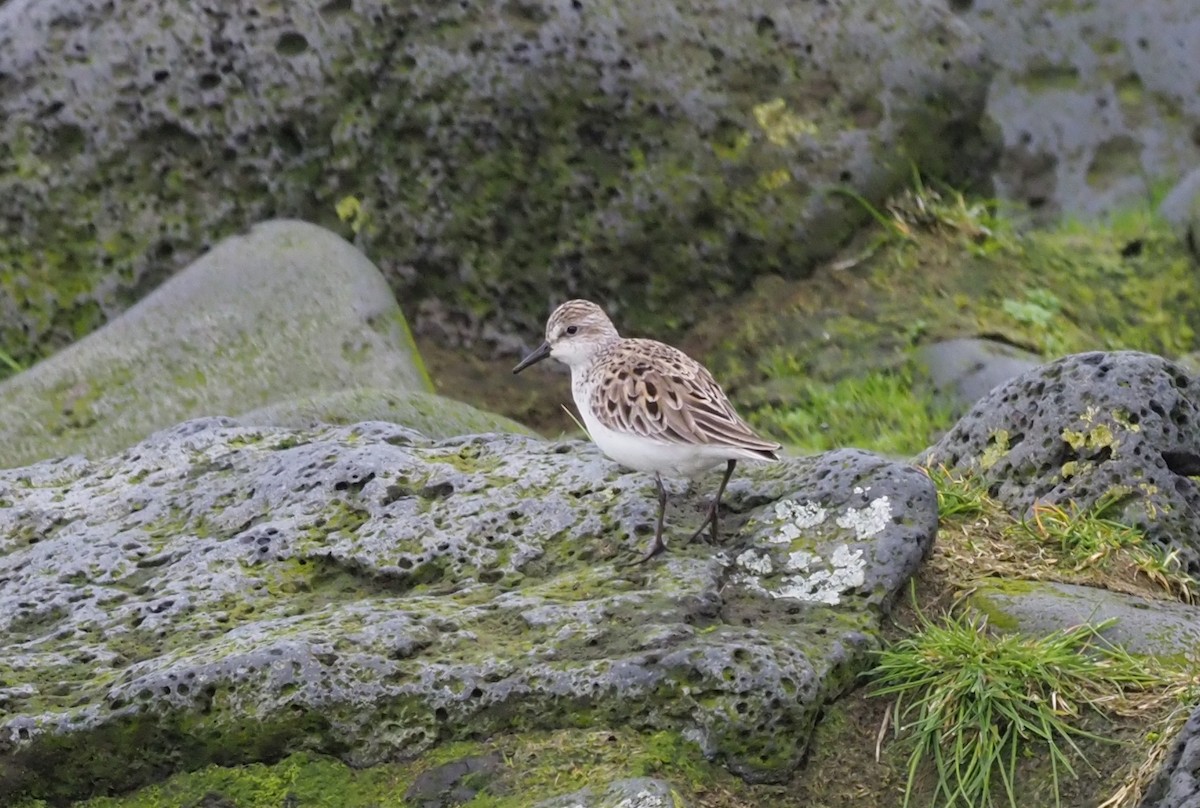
954, 0, 1200, 217
0, 0, 994, 359
236, 388, 538, 440
967, 580, 1200, 658
917, 338, 1043, 414
0, 419, 937, 802
1142, 705, 1200, 808
1160, 167, 1200, 261
404, 752, 505, 808
921, 351, 1200, 574
0, 220, 431, 469
533, 777, 684, 808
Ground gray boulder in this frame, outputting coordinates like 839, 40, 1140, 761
0, 419, 937, 802
967, 580, 1200, 658
0, 220, 480, 468
955, 0, 1200, 217
236, 388, 537, 440
0, 0, 993, 358
918, 337, 1043, 415
922, 351, 1200, 573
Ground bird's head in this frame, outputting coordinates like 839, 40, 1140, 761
512, 299, 621, 373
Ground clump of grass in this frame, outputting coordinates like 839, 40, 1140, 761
1010, 493, 1197, 604
751, 369, 954, 457
825, 171, 1010, 271
871, 609, 1174, 808
925, 464, 997, 519
883, 180, 1007, 255
923, 466, 1197, 604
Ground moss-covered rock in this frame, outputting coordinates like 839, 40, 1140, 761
236, 388, 537, 440
964, 580, 1200, 659
0, 419, 937, 803
0, 220, 434, 468
0, 0, 994, 369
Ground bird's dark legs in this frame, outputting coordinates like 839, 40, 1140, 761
626, 472, 669, 565
688, 459, 737, 545
625, 461, 738, 565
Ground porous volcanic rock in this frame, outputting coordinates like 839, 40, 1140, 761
0, 420, 937, 802
0, 0, 993, 359
954, 0, 1200, 217
533, 777, 685, 808
922, 351, 1200, 573
1143, 703, 1200, 808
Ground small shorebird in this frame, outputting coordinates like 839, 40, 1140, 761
513, 299, 781, 563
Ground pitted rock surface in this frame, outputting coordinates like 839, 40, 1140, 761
954, 0, 1200, 218
922, 351, 1200, 572
0, 420, 936, 802
1142, 705, 1200, 808
0, 0, 993, 357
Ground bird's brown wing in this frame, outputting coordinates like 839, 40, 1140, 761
589, 339, 780, 457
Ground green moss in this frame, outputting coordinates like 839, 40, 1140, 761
3, 706, 337, 805
748, 364, 954, 457
695, 188, 1200, 458
963, 582, 1033, 632
14, 727, 779, 808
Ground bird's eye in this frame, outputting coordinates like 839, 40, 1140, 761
565, 325, 579, 335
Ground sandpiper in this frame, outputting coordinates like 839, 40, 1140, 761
513, 299, 781, 563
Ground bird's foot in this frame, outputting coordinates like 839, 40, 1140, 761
687, 500, 722, 546
620, 535, 668, 566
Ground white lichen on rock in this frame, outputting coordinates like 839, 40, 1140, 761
735, 549, 774, 575
735, 543, 867, 605
772, 545, 866, 605
768, 499, 828, 543
836, 496, 891, 539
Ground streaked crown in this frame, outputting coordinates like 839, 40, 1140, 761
546, 300, 619, 341
544, 299, 621, 367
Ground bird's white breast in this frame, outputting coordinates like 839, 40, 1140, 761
572, 372, 728, 478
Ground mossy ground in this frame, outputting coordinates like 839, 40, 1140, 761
3, 722, 903, 808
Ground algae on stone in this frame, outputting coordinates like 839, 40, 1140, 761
0, 419, 937, 802
0, 221, 431, 468
0, 0, 994, 369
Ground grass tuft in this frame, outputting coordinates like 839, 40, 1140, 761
924, 466, 1197, 604
924, 465, 995, 519
1010, 493, 1198, 604
870, 608, 1176, 808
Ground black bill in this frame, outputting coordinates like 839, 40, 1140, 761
512, 340, 552, 374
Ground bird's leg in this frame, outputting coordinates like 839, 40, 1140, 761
625, 473, 669, 566
688, 459, 737, 545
